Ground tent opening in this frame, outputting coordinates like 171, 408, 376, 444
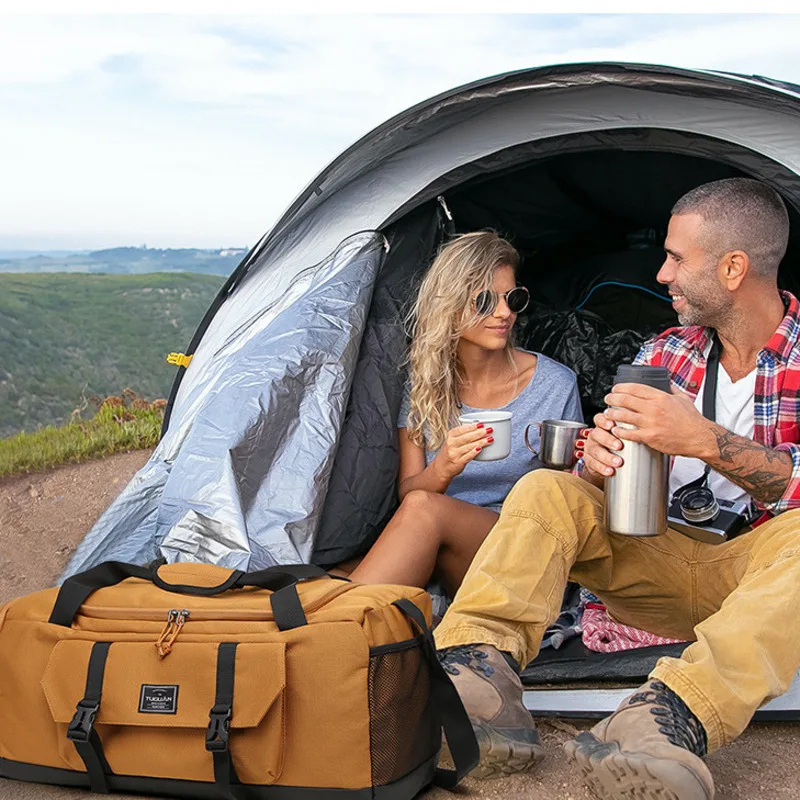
441, 135, 800, 419
314, 130, 800, 567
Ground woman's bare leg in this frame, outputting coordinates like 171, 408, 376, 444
349, 490, 499, 596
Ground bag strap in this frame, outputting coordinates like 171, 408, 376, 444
206, 642, 240, 800
393, 599, 479, 788
50, 561, 333, 627
66, 641, 113, 793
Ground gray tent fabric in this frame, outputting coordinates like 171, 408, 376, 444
63, 62, 800, 579
312, 205, 450, 566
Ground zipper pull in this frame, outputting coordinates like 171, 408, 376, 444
155, 609, 178, 657
159, 609, 190, 658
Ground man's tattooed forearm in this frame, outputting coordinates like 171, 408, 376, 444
712, 427, 787, 464
708, 425, 793, 503
712, 465, 790, 503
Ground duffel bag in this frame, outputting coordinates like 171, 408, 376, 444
0, 560, 478, 798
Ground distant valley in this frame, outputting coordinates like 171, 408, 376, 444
0, 246, 246, 276
0, 272, 225, 438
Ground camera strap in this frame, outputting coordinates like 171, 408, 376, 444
702, 333, 721, 423
672, 333, 721, 501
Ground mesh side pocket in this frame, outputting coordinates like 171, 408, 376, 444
368, 639, 439, 786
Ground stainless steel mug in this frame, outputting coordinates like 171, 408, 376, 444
524, 419, 584, 470
604, 365, 671, 537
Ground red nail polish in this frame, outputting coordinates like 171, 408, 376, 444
487, 437, 494, 443
577, 440, 584, 447
476, 423, 484, 429
487, 427, 494, 434
476, 447, 482, 452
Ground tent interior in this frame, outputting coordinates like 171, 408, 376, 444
442, 132, 800, 420
313, 127, 800, 686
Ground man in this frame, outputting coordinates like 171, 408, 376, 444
434, 178, 800, 799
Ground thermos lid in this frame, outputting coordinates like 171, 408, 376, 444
613, 365, 672, 393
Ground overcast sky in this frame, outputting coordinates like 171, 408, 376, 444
2, 13, 800, 251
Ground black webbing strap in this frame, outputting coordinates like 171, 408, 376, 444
66, 642, 113, 794
270, 585, 308, 631
393, 599, 479, 789
703, 333, 721, 423
206, 643, 240, 800
672, 334, 721, 502
51, 561, 335, 628
50, 562, 153, 627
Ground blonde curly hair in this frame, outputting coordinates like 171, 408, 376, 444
406, 231, 520, 449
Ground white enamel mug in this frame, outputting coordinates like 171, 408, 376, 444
458, 411, 512, 461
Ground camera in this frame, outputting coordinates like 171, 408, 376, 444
668, 483, 752, 544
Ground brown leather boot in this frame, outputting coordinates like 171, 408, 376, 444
439, 644, 545, 779
564, 680, 714, 799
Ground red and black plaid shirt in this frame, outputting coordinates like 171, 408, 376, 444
633, 290, 800, 515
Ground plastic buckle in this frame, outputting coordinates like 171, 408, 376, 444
66, 700, 100, 743
206, 704, 232, 752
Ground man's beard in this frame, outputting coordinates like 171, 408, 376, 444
673, 285, 733, 328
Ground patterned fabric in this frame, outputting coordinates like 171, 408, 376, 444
581, 290, 800, 515
580, 590, 685, 653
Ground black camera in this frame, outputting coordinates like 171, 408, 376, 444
668, 480, 752, 544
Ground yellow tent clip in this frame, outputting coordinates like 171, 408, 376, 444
166, 352, 193, 369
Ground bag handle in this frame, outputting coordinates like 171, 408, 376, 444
393, 598, 479, 788
49, 560, 333, 627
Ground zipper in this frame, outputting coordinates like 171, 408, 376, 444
155, 609, 190, 658
78, 581, 354, 624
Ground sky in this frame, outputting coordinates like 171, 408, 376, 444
2, 10, 800, 251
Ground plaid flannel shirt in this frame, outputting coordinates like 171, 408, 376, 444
629, 290, 800, 516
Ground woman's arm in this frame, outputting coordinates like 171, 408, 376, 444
396, 423, 492, 500
396, 428, 452, 500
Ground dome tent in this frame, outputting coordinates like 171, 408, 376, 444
65, 61, 800, 575
61, 61, 800, 718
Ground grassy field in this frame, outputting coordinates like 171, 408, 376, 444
0, 391, 163, 477
0, 272, 224, 438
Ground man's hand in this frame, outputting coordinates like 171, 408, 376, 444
602, 383, 714, 458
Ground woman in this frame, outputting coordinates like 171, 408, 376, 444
347, 231, 583, 600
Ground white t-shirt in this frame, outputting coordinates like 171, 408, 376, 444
669, 343, 756, 505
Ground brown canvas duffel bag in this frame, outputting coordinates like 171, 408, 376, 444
0, 560, 478, 798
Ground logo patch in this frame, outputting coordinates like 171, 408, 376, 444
139, 684, 179, 714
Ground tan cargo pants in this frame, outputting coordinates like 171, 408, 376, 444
434, 469, 800, 753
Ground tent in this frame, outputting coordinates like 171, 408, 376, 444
63, 62, 800, 715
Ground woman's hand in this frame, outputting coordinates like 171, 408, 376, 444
433, 423, 495, 480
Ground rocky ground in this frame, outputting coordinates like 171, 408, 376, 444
1, 450, 799, 799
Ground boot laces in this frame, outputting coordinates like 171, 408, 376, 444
627, 680, 708, 758
438, 645, 495, 678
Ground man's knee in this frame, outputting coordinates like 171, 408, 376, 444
506, 468, 586, 506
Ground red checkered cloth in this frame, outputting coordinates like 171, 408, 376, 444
581, 601, 685, 653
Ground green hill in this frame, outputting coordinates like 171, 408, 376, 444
0, 273, 225, 438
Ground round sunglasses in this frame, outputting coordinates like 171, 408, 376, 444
474, 286, 530, 316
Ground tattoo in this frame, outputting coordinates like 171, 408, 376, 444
713, 429, 787, 464
711, 466, 789, 503
709, 425, 792, 503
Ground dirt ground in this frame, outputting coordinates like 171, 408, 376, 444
1, 450, 799, 799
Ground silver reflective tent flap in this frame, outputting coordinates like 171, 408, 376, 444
66, 232, 386, 574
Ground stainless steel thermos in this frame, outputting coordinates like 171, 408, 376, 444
604, 365, 672, 536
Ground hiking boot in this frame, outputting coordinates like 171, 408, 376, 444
439, 644, 544, 779
564, 679, 714, 799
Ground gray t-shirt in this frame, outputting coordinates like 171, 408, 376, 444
399, 352, 583, 510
